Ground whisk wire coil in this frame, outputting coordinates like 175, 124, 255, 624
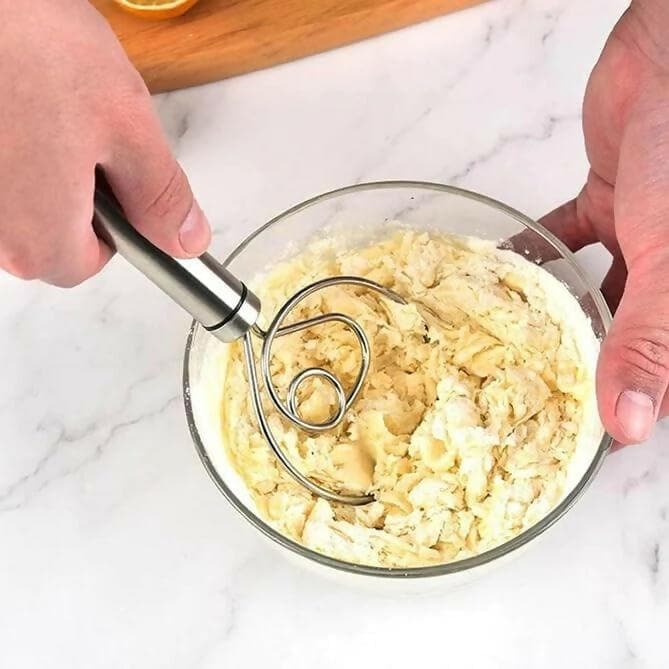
243, 276, 406, 506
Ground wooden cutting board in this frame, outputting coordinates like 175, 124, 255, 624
91, 0, 486, 93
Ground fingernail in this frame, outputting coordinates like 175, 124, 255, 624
179, 201, 211, 255
615, 390, 655, 443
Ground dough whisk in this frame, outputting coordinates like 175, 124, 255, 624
94, 180, 405, 506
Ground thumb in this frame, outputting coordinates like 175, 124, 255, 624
597, 255, 669, 444
101, 103, 211, 258
598, 101, 669, 445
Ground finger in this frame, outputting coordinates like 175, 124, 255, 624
0, 167, 112, 286
540, 170, 613, 252
1, 224, 111, 287
596, 258, 669, 445
506, 170, 609, 262
46, 229, 113, 289
596, 109, 669, 445
539, 198, 595, 254
44, 165, 114, 287
600, 253, 627, 313
101, 94, 210, 258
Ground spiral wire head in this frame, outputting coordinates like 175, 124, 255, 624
242, 276, 406, 505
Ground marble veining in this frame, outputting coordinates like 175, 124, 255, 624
3, 0, 668, 667
444, 112, 581, 183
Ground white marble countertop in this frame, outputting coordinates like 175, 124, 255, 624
3, 0, 667, 666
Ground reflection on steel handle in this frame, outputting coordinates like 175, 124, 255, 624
93, 179, 260, 343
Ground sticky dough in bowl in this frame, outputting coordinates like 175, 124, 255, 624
183, 182, 612, 589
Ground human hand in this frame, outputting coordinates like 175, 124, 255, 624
540, 0, 669, 445
0, 0, 210, 288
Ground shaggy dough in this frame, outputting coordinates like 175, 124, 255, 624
220, 230, 601, 568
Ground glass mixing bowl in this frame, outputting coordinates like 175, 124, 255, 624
183, 182, 612, 589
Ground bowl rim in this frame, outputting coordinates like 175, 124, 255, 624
183, 180, 613, 579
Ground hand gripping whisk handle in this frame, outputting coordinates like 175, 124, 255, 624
93, 175, 394, 507
93, 180, 260, 343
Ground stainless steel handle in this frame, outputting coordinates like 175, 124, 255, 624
93, 181, 260, 343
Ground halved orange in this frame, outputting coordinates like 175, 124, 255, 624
112, 0, 200, 20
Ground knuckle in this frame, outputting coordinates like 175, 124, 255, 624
619, 334, 669, 380
1, 252, 43, 281
44, 249, 104, 289
49, 274, 87, 289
